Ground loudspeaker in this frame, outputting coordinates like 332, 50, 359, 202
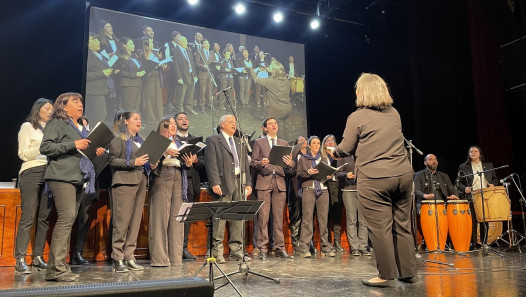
0, 277, 214, 297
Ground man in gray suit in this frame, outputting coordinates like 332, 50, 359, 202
204, 114, 252, 263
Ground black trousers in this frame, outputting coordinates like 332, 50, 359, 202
15, 165, 51, 258
183, 177, 196, 250
45, 182, 83, 279
358, 172, 417, 280
72, 192, 96, 254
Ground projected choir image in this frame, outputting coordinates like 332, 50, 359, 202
86, 7, 307, 142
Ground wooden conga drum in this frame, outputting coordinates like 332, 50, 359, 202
446, 200, 472, 252
420, 200, 448, 251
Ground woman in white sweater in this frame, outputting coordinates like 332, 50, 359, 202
15, 98, 54, 274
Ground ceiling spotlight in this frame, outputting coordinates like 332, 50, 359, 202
188, 0, 198, 5
310, 18, 320, 30
234, 3, 246, 15
273, 11, 284, 23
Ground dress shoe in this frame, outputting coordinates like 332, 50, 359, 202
112, 260, 129, 273
182, 249, 196, 260
321, 251, 336, 257
230, 250, 251, 261
333, 243, 345, 253
251, 247, 260, 257
32, 256, 48, 270
360, 250, 372, 256
398, 276, 419, 284
15, 257, 31, 274
70, 252, 89, 265
351, 250, 361, 256
212, 252, 226, 264
49, 272, 79, 282
125, 259, 144, 271
275, 249, 293, 259
300, 252, 312, 258
259, 252, 267, 261
361, 278, 396, 288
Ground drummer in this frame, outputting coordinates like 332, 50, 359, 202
457, 145, 499, 248
414, 154, 459, 251
415, 154, 459, 204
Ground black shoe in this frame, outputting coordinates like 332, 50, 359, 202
113, 260, 129, 273
15, 257, 31, 274
259, 252, 267, 261
70, 252, 89, 265
361, 279, 396, 288
182, 249, 196, 260
333, 243, 345, 253
360, 249, 372, 256
230, 250, 251, 261
398, 276, 419, 284
275, 249, 294, 259
32, 256, 48, 270
49, 272, 79, 282
351, 250, 361, 256
125, 259, 144, 271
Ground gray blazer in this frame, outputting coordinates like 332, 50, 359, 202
109, 136, 145, 187
335, 106, 413, 179
40, 119, 84, 185
204, 133, 251, 196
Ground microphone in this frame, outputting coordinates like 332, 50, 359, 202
500, 173, 514, 184
215, 86, 233, 96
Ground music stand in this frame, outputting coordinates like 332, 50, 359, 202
178, 200, 272, 297
461, 165, 508, 257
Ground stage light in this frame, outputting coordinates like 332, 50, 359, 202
234, 3, 246, 15
188, 0, 198, 6
273, 11, 284, 23
310, 18, 320, 30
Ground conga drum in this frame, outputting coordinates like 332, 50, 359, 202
446, 200, 472, 252
420, 200, 448, 251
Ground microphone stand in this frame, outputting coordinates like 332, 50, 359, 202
461, 165, 508, 257
220, 87, 279, 284
497, 174, 525, 252
404, 138, 452, 267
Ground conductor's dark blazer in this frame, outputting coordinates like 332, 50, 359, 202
250, 137, 294, 191
172, 45, 196, 85
457, 162, 499, 199
86, 51, 110, 96
108, 137, 145, 187
204, 133, 251, 197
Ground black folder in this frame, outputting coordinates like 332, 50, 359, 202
78, 122, 114, 160
176, 142, 206, 161
268, 141, 305, 167
313, 162, 348, 183
135, 130, 172, 164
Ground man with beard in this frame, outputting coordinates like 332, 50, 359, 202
414, 154, 459, 203
173, 112, 205, 260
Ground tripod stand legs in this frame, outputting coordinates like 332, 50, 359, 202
193, 257, 243, 296
214, 260, 280, 283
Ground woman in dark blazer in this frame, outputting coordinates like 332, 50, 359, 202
297, 136, 334, 258
40, 92, 104, 282
334, 73, 416, 287
457, 145, 499, 247
108, 111, 150, 272
116, 37, 145, 111
15, 98, 54, 274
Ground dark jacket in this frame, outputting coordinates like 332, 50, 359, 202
40, 119, 84, 185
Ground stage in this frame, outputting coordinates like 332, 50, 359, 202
1, 248, 525, 296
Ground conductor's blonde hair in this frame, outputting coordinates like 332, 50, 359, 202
355, 73, 393, 110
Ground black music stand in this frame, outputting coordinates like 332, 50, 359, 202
462, 165, 508, 257
178, 200, 268, 297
